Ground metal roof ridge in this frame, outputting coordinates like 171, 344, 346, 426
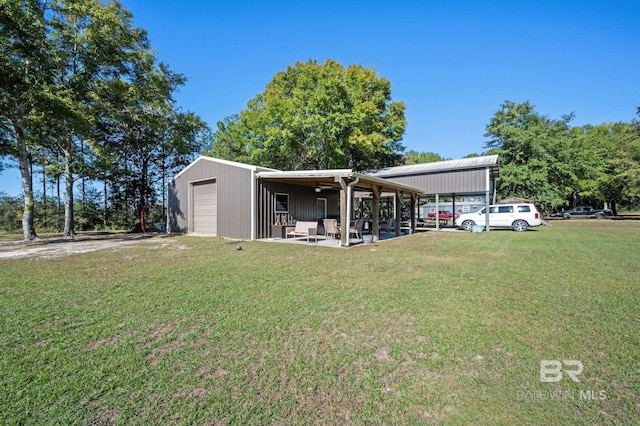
171, 156, 279, 181
257, 169, 353, 177
369, 154, 499, 177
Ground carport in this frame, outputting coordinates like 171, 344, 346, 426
368, 155, 501, 231
257, 170, 424, 246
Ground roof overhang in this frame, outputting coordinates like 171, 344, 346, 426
369, 154, 501, 179
257, 170, 424, 196
172, 155, 279, 182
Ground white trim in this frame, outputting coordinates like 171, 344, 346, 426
485, 167, 491, 232
250, 169, 256, 240
274, 193, 289, 213
257, 169, 352, 179
172, 155, 279, 182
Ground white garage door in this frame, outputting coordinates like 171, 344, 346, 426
193, 181, 217, 235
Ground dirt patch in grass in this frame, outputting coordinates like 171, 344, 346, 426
0, 232, 174, 259
135, 322, 213, 367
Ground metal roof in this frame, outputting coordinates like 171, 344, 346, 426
368, 154, 500, 178
257, 169, 424, 195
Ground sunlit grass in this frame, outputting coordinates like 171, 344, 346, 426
1, 220, 639, 424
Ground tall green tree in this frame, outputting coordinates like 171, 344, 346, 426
565, 123, 620, 210
0, 0, 52, 240
207, 59, 407, 171
590, 120, 640, 212
484, 100, 575, 208
45, 0, 155, 237
91, 54, 208, 230
208, 114, 249, 163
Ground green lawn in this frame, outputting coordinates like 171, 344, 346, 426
1, 220, 639, 425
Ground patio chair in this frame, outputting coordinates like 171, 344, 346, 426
323, 219, 340, 239
349, 218, 364, 239
380, 218, 395, 233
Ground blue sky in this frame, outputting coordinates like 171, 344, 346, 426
2, 0, 639, 196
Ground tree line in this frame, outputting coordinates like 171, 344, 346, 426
484, 101, 640, 214
1, 0, 209, 239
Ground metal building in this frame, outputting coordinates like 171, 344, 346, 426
167, 154, 500, 241
167, 157, 274, 239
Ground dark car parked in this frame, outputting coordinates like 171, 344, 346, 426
561, 206, 611, 219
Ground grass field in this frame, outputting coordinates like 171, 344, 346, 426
1, 220, 639, 424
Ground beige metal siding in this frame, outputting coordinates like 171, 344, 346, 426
216, 164, 252, 240
168, 157, 257, 239
192, 181, 217, 234
383, 169, 488, 195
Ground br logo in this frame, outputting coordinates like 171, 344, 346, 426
540, 360, 584, 383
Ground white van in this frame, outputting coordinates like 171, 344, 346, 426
455, 204, 542, 232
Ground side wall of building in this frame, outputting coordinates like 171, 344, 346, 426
382, 168, 490, 195
167, 160, 254, 239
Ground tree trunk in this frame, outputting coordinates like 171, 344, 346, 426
42, 163, 47, 229
63, 145, 76, 239
16, 128, 38, 240
103, 174, 108, 229
80, 140, 86, 217
57, 173, 61, 230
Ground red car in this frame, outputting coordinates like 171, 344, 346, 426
427, 210, 458, 220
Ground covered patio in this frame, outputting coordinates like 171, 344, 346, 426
257, 170, 424, 247
259, 228, 406, 248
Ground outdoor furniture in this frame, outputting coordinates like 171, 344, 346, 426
286, 221, 318, 242
380, 218, 395, 233
349, 218, 364, 239
323, 219, 340, 239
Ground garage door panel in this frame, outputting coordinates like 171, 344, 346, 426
193, 181, 217, 234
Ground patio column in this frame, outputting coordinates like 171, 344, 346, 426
339, 184, 348, 246
372, 186, 380, 242
395, 190, 402, 237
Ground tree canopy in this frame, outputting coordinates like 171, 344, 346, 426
485, 100, 640, 211
207, 59, 407, 171
404, 150, 449, 164
0, 0, 208, 238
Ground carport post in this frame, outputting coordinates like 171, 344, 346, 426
410, 194, 416, 233
485, 167, 491, 232
435, 193, 440, 230
452, 194, 456, 228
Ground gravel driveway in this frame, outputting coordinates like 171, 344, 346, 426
0, 233, 165, 260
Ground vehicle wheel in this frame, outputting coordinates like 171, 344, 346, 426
461, 220, 475, 231
562, 214, 570, 220
595, 212, 604, 219
512, 220, 529, 232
